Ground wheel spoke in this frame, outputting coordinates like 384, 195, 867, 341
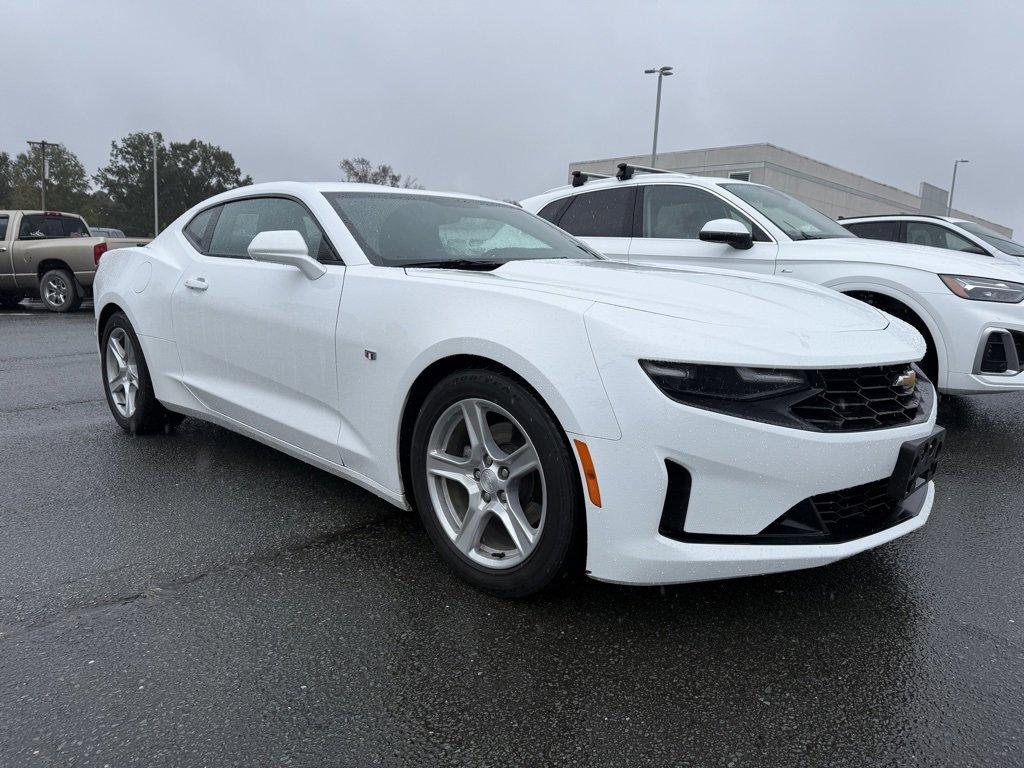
461, 401, 502, 459
503, 443, 539, 481
124, 380, 136, 415
454, 504, 490, 554
109, 337, 127, 369
495, 500, 537, 557
426, 450, 474, 488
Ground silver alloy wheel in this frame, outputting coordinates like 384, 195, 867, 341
43, 274, 69, 308
425, 398, 546, 569
105, 328, 140, 418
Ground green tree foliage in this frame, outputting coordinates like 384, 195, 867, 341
0, 152, 12, 208
94, 132, 253, 236
9, 143, 90, 213
339, 156, 422, 188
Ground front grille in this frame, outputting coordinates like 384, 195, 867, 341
790, 364, 925, 432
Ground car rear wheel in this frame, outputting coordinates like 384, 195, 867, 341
101, 312, 185, 434
409, 369, 584, 597
39, 269, 82, 312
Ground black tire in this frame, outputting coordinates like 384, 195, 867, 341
100, 311, 184, 435
39, 268, 82, 312
409, 369, 584, 597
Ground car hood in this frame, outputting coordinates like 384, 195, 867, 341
476, 259, 890, 332
787, 237, 1024, 279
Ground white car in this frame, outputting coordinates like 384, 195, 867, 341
522, 166, 1024, 394
839, 214, 1024, 261
94, 182, 942, 596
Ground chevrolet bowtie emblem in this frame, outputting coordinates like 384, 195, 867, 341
894, 369, 917, 390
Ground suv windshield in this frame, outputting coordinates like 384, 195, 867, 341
955, 221, 1024, 257
721, 184, 855, 241
323, 192, 600, 267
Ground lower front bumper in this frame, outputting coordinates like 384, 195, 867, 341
587, 483, 933, 585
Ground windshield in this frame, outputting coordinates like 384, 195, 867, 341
323, 192, 600, 267
721, 184, 855, 241
955, 221, 1024, 256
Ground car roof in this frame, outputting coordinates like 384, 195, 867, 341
840, 213, 959, 224
0, 210, 82, 217
211, 181, 504, 206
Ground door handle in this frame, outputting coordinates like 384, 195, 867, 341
0, 247, 7, 253
184, 277, 208, 291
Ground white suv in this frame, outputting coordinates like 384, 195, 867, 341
839, 214, 1024, 261
521, 166, 1024, 395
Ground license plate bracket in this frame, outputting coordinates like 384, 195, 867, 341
887, 426, 945, 502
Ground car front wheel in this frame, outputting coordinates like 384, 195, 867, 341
409, 369, 584, 597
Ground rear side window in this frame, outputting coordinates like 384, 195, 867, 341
184, 207, 218, 250
905, 221, 980, 253
200, 197, 338, 262
557, 188, 636, 238
18, 214, 89, 239
537, 198, 571, 224
844, 220, 900, 242
0, 216, 8, 240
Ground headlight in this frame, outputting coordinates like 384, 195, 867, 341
940, 274, 1024, 303
640, 361, 810, 402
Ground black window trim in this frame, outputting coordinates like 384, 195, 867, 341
635, 182, 774, 243
182, 193, 344, 265
0, 214, 9, 241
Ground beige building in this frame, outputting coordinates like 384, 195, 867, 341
569, 143, 1012, 237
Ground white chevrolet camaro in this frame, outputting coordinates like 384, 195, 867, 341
94, 182, 943, 596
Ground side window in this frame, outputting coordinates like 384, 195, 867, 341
642, 185, 767, 241
19, 214, 62, 239
845, 220, 900, 242
62, 216, 89, 237
205, 197, 337, 262
905, 221, 979, 252
0, 216, 8, 241
537, 198, 570, 224
557, 187, 635, 238
184, 207, 218, 250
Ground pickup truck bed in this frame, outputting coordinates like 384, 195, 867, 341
0, 210, 150, 312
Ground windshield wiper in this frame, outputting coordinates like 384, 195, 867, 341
402, 259, 505, 271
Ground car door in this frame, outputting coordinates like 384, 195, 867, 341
170, 196, 347, 463
549, 186, 636, 260
627, 184, 778, 274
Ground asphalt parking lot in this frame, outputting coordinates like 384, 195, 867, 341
1, 303, 1022, 767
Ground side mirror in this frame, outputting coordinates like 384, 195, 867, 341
247, 230, 327, 280
699, 219, 754, 250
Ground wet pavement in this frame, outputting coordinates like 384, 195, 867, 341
1, 304, 1022, 767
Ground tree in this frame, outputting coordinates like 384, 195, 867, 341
339, 156, 422, 188
0, 152, 12, 209
9, 143, 90, 213
94, 132, 252, 236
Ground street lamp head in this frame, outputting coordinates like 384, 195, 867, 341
958, 158, 969, 164
645, 66, 674, 76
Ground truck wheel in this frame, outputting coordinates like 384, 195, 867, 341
39, 269, 82, 313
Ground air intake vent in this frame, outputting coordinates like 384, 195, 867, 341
790, 364, 926, 432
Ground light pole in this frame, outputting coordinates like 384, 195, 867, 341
151, 132, 160, 236
644, 66, 673, 167
27, 140, 51, 210
947, 158, 968, 216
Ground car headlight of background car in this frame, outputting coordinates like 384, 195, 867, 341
640, 360, 932, 432
940, 274, 1024, 303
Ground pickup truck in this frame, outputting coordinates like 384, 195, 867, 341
0, 210, 150, 312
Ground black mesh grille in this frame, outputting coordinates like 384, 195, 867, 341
981, 332, 1010, 373
790, 364, 924, 432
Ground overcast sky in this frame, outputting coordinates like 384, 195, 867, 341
3, 0, 1022, 232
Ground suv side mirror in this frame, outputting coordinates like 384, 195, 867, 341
247, 230, 327, 280
699, 219, 754, 250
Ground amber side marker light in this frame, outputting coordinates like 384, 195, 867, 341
573, 439, 602, 508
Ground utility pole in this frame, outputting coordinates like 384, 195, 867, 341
151, 132, 160, 236
947, 159, 969, 216
644, 66, 674, 167
27, 140, 51, 210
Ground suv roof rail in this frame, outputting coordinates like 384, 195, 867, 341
616, 162, 673, 181
570, 170, 612, 187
